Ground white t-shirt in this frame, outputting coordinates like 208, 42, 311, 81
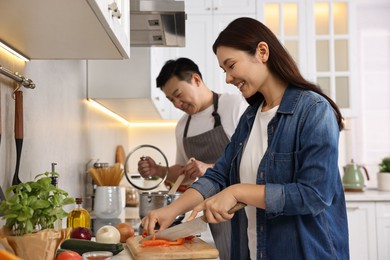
240, 104, 278, 260
175, 93, 248, 164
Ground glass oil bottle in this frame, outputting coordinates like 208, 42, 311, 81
67, 197, 91, 229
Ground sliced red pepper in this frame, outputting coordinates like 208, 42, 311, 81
184, 235, 195, 240
141, 239, 170, 247
141, 230, 190, 247
169, 237, 185, 245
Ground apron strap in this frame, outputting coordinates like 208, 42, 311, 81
183, 92, 222, 138
211, 92, 221, 128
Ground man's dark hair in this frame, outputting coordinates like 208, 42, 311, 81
156, 57, 203, 89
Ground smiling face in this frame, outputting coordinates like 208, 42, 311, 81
162, 74, 203, 115
216, 42, 270, 98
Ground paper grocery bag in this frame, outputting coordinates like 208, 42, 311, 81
0, 227, 71, 260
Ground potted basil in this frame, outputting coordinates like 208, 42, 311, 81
377, 157, 390, 191
0, 171, 74, 260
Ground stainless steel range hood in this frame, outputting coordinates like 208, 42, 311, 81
130, 0, 185, 47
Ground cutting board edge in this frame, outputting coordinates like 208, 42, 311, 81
126, 236, 219, 259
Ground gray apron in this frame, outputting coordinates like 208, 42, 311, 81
183, 92, 232, 260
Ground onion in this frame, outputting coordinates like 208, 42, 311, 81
70, 227, 92, 240
116, 223, 135, 243
95, 225, 121, 244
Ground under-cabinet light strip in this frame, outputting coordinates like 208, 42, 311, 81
87, 98, 177, 127
0, 41, 30, 62
87, 98, 129, 125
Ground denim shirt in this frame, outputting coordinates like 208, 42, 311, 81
191, 85, 349, 260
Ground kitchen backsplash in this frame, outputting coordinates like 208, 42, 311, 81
0, 51, 130, 204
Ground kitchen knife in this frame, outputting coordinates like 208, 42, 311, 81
140, 202, 246, 242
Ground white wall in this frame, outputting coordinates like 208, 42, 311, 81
352, 1, 390, 188
0, 51, 130, 202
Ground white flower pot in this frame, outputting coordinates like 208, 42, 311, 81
377, 172, 390, 191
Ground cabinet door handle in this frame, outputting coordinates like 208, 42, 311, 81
213, 7, 218, 11
112, 9, 121, 19
108, 2, 118, 12
346, 206, 359, 210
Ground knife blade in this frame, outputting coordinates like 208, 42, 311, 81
140, 202, 246, 242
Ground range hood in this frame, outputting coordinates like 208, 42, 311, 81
130, 0, 185, 47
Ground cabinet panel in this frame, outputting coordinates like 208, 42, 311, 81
87, 48, 176, 121
377, 218, 390, 260
169, 13, 255, 94
346, 202, 377, 260
0, 0, 130, 59
376, 202, 390, 260
169, 15, 214, 86
185, 0, 256, 14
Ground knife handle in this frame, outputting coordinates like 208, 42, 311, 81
201, 202, 246, 222
228, 202, 247, 214
14, 91, 23, 139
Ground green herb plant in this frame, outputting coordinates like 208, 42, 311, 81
0, 171, 74, 236
379, 157, 390, 173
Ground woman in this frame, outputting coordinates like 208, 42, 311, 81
142, 17, 349, 260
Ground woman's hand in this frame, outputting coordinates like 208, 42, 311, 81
182, 159, 212, 180
137, 156, 159, 178
141, 205, 178, 236
188, 186, 239, 224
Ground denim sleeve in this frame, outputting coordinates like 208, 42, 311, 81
265, 183, 285, 214
266, 100, 341, 216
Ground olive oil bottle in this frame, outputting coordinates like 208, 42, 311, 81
67, 197, 91, 229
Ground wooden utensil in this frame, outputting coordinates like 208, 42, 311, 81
126, 236, 219, 260
168, 157, 194, 195
0, 88, 6, 202
12, 90, 23, 185
115, 145, 126, 166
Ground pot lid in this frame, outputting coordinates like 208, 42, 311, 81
124, 144, 168, 190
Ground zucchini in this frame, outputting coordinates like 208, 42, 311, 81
60, 239, 124, 255
56, 248, 71, 257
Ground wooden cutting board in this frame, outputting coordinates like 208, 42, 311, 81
126, 236, 219, 260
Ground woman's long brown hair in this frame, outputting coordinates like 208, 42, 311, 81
212, 17, 344, 131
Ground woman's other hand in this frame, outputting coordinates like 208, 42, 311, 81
141, 205, 178, 236
188, 187, 239, 224
182, 159, 213, 180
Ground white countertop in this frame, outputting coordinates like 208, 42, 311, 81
344, 188, 390, 202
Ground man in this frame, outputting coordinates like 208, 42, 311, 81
138, 57, 247, 260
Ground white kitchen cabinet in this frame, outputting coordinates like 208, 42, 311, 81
0, 0, 130, 59
376, 202, 390, 260
346, 202, 378, 260
185, 0, 256, 14
167, 1, 256, 94
345, 190, 390, 260
257, 0, 356, 117
87, 47, 178, 121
